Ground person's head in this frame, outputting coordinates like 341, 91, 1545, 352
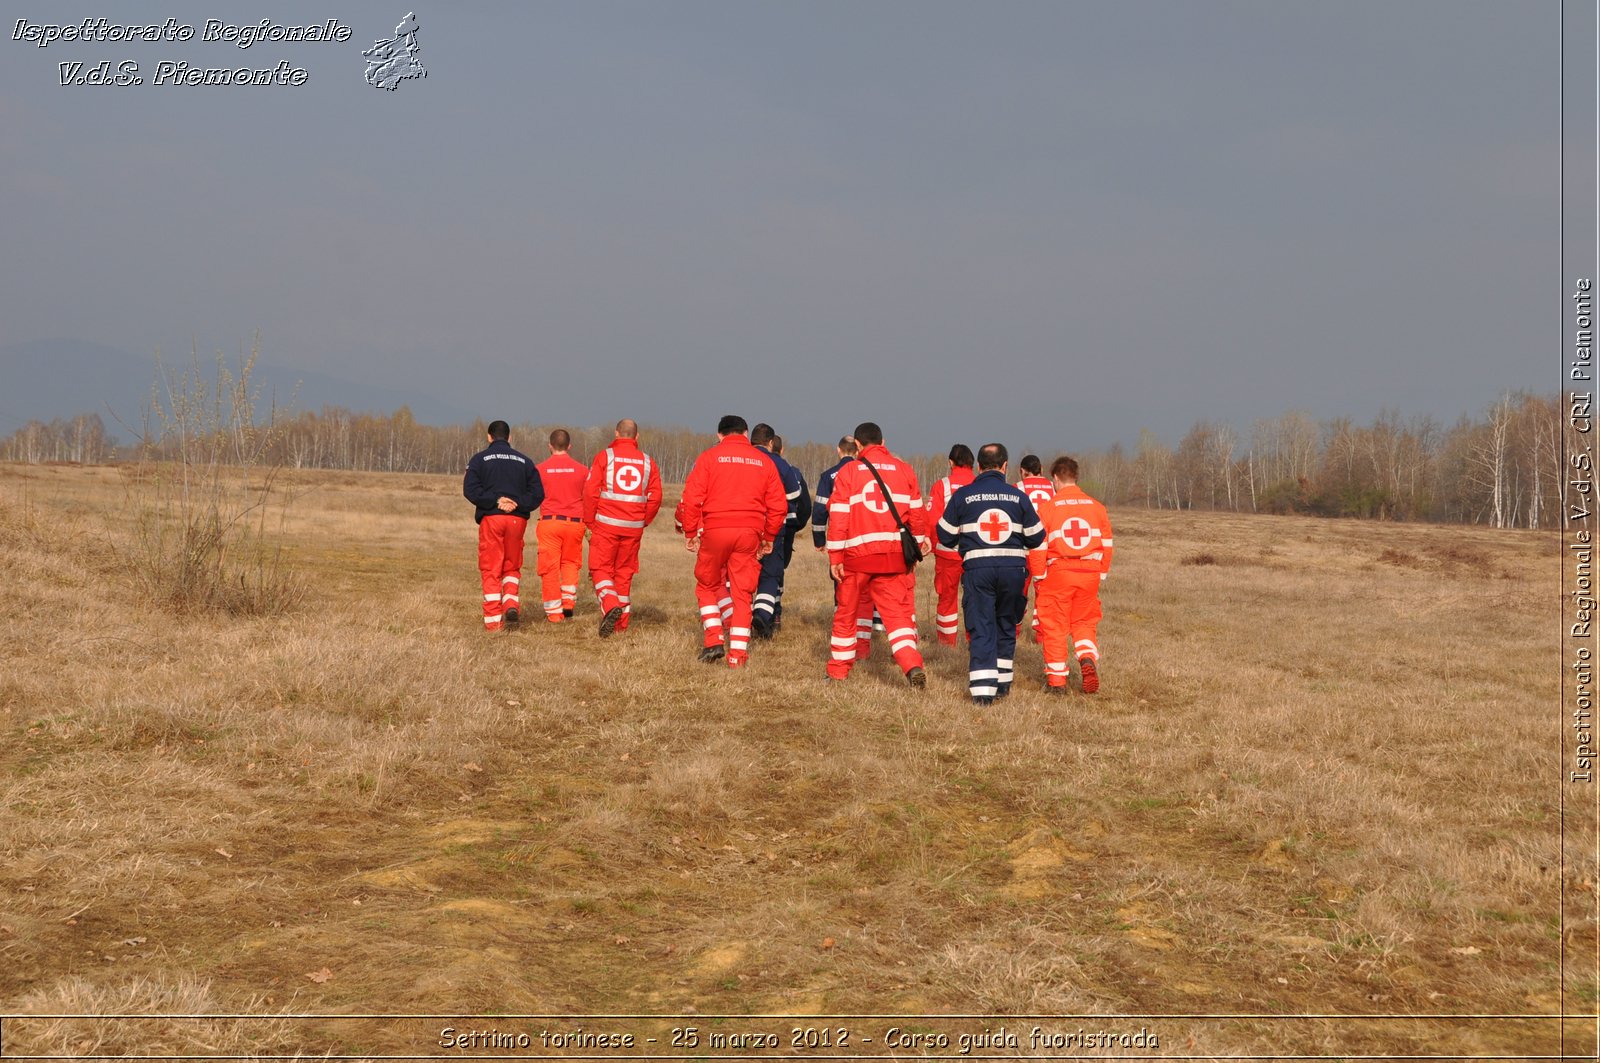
548, 428, 570, 452
771, 434, 784, 456
948, 443, 974, 470
1050, 455, 1080, 485
977, 442, 1008, 472
750, 422, 776, 448
1020, 454, 1042, 476
853, 422, 883, 447
837, 436, 858, 457
716, 414, 748, 438
487, 419, 510, 442
615, 418, 639, 439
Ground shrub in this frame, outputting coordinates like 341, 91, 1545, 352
124, 339, 304, 616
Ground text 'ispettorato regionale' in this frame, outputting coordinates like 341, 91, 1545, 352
14, 18, 353, 87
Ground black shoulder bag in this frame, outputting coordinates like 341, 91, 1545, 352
857, 457, 924, 568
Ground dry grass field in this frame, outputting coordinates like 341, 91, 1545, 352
0, 462, 1592, 1059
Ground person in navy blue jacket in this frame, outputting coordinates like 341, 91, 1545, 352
811, 436, 858, 551
463, 420, 544, 631
937, 443, 1044, 704
750, 423, 809, 638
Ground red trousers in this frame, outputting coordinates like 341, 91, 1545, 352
477, 515, 527, 628
694, 528, 761, 661
535, 518, 586, 620
829, 569, 922, 679
1035, 569, 1103, 687
589, 526, 643, 631
932, 554, 963, 644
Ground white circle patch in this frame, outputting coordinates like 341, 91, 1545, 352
976, 508, 1014, 544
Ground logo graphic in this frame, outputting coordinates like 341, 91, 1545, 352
364, 12, 425, 90
1027, 486, 1052, 505
614, 464, 644, 493
976, 508, 1014, 544
1059, 517, 1094, 550
860, 481, 889, 515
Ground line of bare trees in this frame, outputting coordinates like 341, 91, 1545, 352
1075, 393, 1571, 529
2, 391, 1578, 530
0, 413, 117, 465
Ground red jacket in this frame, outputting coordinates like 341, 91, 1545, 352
679, 433, 787, 540
583, 438, 663, 532
826, 444, 928, 573
1029, 484, 1114, 579
536, 451, 590, 519
927, 465, 976, 560
1018, 475, 1055, 508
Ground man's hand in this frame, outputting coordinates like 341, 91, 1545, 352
686, 535, 700, 553
756, 540, 773, 559
830, 562, 845, 581
496, 496, 517, 512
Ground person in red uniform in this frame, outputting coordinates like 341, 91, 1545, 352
583, 418, 663, 637
1015, 454, 1055, 640
534, 428, 590, 623
1016, 454, 1055, 507
462, 420, 544, 631
825, 421, 929, 687
1028, 455, 1114, 693
678, 414, 788, 667
926, 443, 976, 646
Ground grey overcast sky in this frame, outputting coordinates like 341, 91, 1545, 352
0, 1, 1563, 454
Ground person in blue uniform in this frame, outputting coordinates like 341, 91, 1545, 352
749, 423, 809, 638
936, 443, 1044, 704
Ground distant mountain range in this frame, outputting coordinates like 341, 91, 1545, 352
0, 339, 477, 440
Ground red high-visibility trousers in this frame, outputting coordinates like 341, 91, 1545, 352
535, 519, 586, 620
694, 528, 761, 662
477, 515, 527, 629
828, 570, 922, 679
830, 572, 874, 660
1035, 569, 1103, 687
932, 555, 963, 645
589, 526, 643, 632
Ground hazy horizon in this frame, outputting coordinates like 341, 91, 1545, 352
0, 2, 1572, 455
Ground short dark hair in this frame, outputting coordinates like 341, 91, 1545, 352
750, 423, 776, 446
948, 443, 974, 469
549, 428, 570, 449
837, 436, 858, 455
853, 422, 883, 446
717, 414, 748, 436
771, 434, 784, 455
1051, 455, 1080, 482
487, 420, 510, 441
615, 418, 639, 438
1020, 454, 1042, 475
977, 442, 1008, 470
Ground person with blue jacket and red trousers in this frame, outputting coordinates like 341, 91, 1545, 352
938, 443, 1044, 704
463, 420, 544, 631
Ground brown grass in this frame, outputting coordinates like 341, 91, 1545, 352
0, 464, 1588, 1058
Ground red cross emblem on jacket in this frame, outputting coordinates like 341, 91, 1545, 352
978, 509, 1013, 543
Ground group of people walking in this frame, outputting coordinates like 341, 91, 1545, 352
463, 416, 1112, 703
